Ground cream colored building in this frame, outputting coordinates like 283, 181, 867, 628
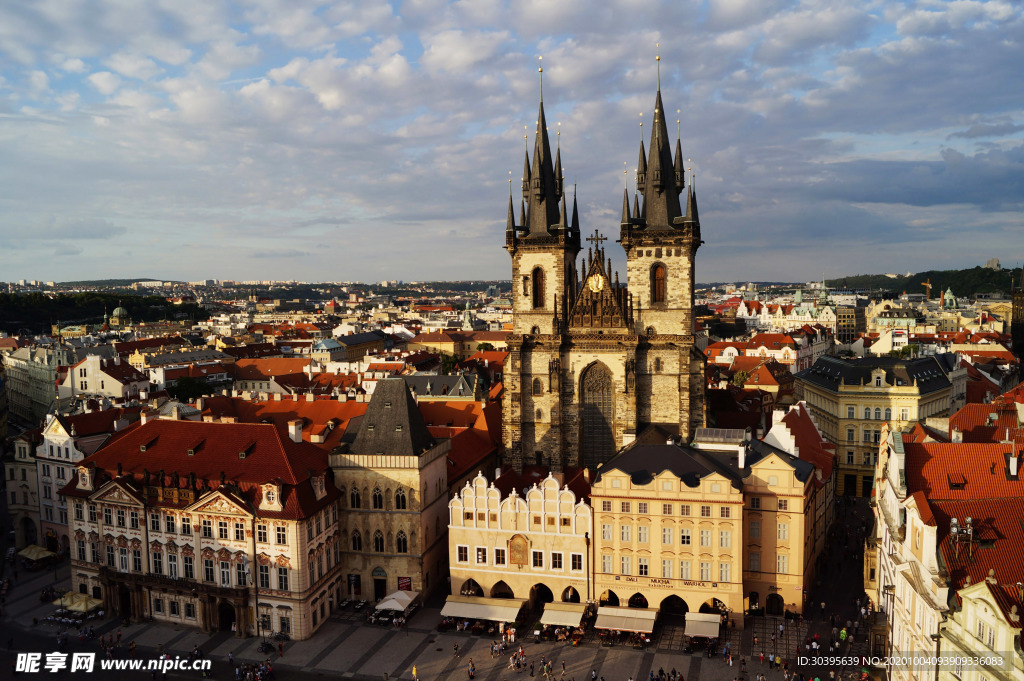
4, 429, 41, 548
937, 580, 1024, 681
796, 356, 957, 496
447, 472, 592, 612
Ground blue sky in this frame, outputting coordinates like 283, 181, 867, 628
1, 0, 1022, 284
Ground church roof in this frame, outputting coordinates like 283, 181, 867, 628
349, 378, 436, 457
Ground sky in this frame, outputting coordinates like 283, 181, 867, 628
0, 0, 1022, 285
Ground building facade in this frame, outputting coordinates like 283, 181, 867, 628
2, 345, 73, 425
5, 428, 41, 548
61, 418, 341, 640
503, 85, 705, 473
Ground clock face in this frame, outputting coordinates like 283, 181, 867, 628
588, 274, 605, 292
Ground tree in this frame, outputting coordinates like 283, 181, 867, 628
731, 370, 750, 387
476, 342, 496, 352
167, 376, 213, 401
441, 354, 460, 375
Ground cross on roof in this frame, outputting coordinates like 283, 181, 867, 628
586, 230, 607, 246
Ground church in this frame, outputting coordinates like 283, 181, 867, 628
502, 78, 707, 473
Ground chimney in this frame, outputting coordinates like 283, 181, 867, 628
737, 443, 747, 469
140, 389, 148, 401
195, 397, 204, 411
140, 411, 149, 425
1010, 452, 1019, 479
951, 427, 962, 443
287, 419, 303, 443
171, 405, 181, 421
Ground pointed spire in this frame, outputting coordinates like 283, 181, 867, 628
640, 89, 683, 229
571, 188, 580, 232
558, 195, 568, 230
523, 97, 561, 236
633, 193, 641, 220
684, 184, 701, 238
674, 137, 685, 192
519, 199, 527, 226
553, 144, 563, 201
636, 139, 647, 187
506, 194, 516, 231
522, 150, 531, 198
621, 188, 631, 225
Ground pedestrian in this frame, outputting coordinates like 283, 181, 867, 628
455, 643, 460, 657
278, 642, 284, 657
562, 661, 566, 677
531, 663, 535, 677
760, 652, 764, 665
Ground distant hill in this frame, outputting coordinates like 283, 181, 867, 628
827, 266, 1021, 298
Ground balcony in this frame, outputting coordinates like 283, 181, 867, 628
98, 567, 249, 600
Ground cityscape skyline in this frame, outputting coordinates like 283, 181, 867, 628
1, 1, 1022, 283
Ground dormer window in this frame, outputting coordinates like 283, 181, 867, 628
266, 489, 275, 504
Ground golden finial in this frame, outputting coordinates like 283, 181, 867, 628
639, 112, 644, 141
524, 125, 528, 151
557, 121, 561, 149
538, 56, 543, 102
656, 42, 661, 90
623, 162, 628, 189
677, 109, 681, 138
508, 170, 512, 197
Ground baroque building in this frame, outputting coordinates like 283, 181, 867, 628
503, 83, 705, 473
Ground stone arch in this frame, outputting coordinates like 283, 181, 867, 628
394, 488, 407, 510
660, 594, 689, 621
700, 597, 728, 615
598, 589, 620, 607
461, 578, 483, 597
395, 531, 408, 553
372, 488, 383, 509
747, 591, 760, 611
373, 530, 384, 552
529, 583, 554, 611
580, 361, 614, 470
561, 586, 581, 603
532, 377, 543, 395
627, 592, 649, 608
491, 580, 515, 599
532, 268, 545, 309
651, 263, 667, 304
766, 593, 784, 616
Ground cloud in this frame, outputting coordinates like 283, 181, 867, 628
105, 52, 162, 80
87, 71, 121, 95
35, 217, 126, 240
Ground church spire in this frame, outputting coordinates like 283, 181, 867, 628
620, 188, 630, 225
638, 88, 683, 230
674, 137, 685, 192
522, 97, 561, 236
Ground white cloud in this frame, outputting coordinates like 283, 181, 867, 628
87, 71, 122, 95
105, 52, 162, 80
61, 58, 86, 73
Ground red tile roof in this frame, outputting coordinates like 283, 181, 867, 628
199, 395, 368, 450
902, 441, 1024, 500
778, 402, 835, 482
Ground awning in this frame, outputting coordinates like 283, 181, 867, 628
539, 602, 587, 628
18, 545, 55, 561
376, 589, 419, 612
441, 595, 526, 622
594, 606, 657, 633
685, 612, 721, 638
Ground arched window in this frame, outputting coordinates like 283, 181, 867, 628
884, 408, 892, 421
864, 407, 871, 420
350, 488, 361, 508
651, 264, 666, 303
646, 327, 656, 336
654, 358, 662, 372
351, 531, 362, 551
532, 268, 545, 309
394, 489, 407, 510
532, 378, 543, 395
396, 531, 408, 553
373, 531, 384, 553
874, 408, 882, 420
372, 488, 383, 509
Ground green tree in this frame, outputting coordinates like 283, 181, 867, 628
475, 342, 496, 352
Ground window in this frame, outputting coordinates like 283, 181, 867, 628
662, 560, 672, 578
601, 500, 612, 512
181, 516, 190, 534
184, 556, 194, 580
720, 506, 730, 518
700, 505, 711, 517
750, 520, 761, 539
106, 546, 115, 567
621, 502, 631, 513
700, 530, 711, 547
396, 531, 408, 553
777, 554, 788, 573
90, 543, 98, 563
220, 561, 230, 587
168, 554, 178, 578
884, 407, 891, 420
185, 603, 195, 619
874, 376, 882, 387
900, 408, 909, 420
476, 547, 487, 564
719, 563, 730, 582
778, 499, 789, 511
204, 559, 214, 582
749, 552, 761, 571
720, 530, 731, 548
620, 525, 631, 542
43, 487, 52, 500
864, 407, 871, 419
847, 406, 855, 418
150, 513, 160, 531
699, 561, 710, 581
133, 550, 142, 572
847, 450, 855, 464
532, 551, 543, 568
74, 503, 83, 521
257, 525, 268, 543
750, 496, 761, 510
874, 430, 881, 443
637, 526, 649, 543
76, 540, 86, 561
153, 553, 163, 575
373, 531, 384, 552
495, 549, 506, 565
638, 557, 649, 576
277, 567, 289, 591
620, 556, 631, 575
88, 505, 97, 523
551, 553, 563, 569
768, 476, 778, 487
218, 521, 228, 539
654, 357, 662, 372
201, 519, 212, 538
638, 502, 648, 514
372, 488, 383, 509
276, 527, 287, 545
103, 507, 112, 525
351, 530, 363, 551
394, 489, 407, 509
680, 504, 691, 516
662, 503, 672, 515
571, 553, 582, 571
258, 564, 270, 588
874, 408, 882, 420
651, 264, 666, 303
662, 527, 673, 545
350, 488, 361, 508
680, 561, 691, 580
457, 546, 468, 562
602, 524, 612, 541
602, 555, 612, 573
130, 511, 139, 529
235, 523, 244, 541
153, 598, 163, 614
777, 523, 789, 540
847, 428, 855, 442
531, 268, 545, 309
681, 529, 691, 545
532, 378, 543, 395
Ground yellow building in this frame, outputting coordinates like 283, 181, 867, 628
938, 580, 1024, 681
446, 470, 592, 624
796, 356, 958, 496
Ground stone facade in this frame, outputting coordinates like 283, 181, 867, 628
503, 87, 705, 473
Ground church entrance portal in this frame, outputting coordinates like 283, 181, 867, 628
218, 601, 236, 631
581, 363, 614, 469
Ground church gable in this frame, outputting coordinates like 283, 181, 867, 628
568, 232, 633, 330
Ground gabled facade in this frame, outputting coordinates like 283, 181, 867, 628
57, 354, 151, 405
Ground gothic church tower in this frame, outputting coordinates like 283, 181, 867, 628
503, 73, 706, 474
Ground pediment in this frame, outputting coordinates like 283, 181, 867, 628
569, 236, 631, 330
185, 490, 250, 517
91, 479, 144, 507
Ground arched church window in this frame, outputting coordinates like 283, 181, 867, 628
351, 531, 362, 551
396, 531, 408, 553
651, 264, 667, 303
350, 488, 361, 508
532, 378, 543, 395
394, 489, 407, 510
372, 488, 383, 509
373, 531, 384, 552
532, 268, 545, 309
646, 327, 656, 336
654, 358, 662, 372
